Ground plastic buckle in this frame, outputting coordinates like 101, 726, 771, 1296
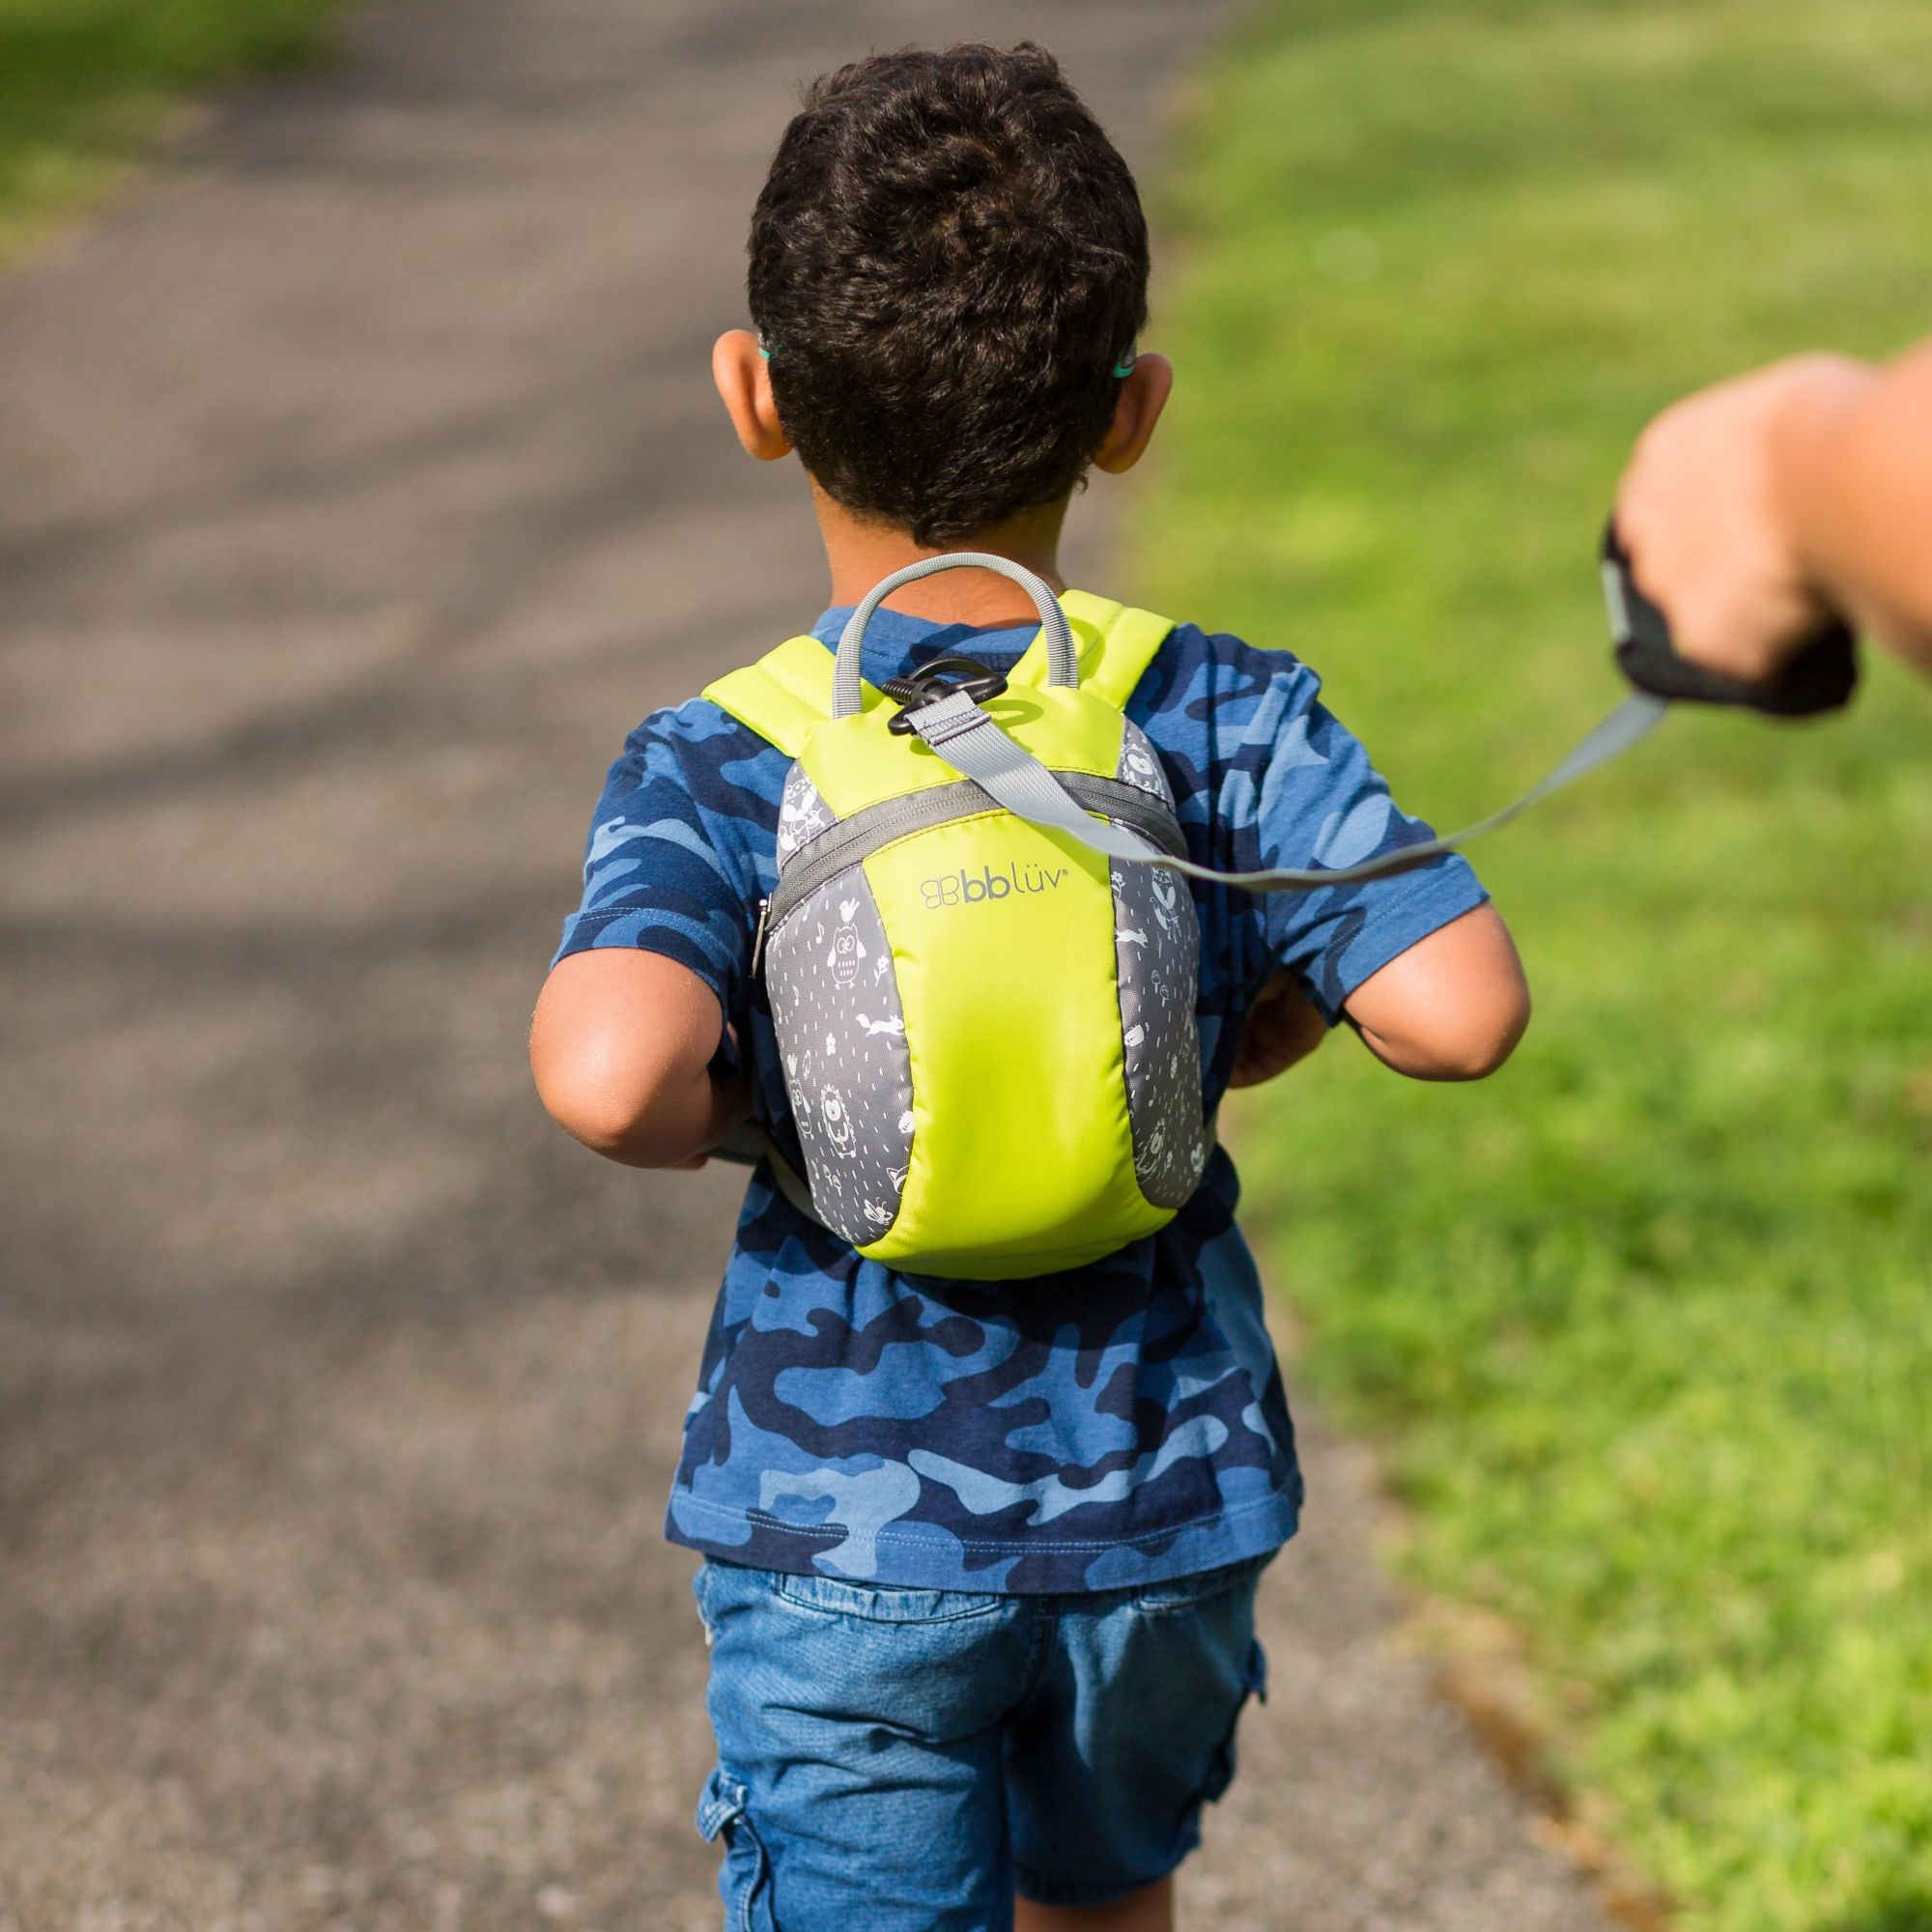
883, 655, 1009, 736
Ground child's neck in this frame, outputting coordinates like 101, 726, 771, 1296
814, 484, 1069, 630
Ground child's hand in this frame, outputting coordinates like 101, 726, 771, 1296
1228, 973, 1328, 1088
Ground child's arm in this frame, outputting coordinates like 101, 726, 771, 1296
1340, 901, 1529, 1081
530, 950, 751, 1168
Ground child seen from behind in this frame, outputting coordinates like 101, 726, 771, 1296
531, 43, 1530, 1932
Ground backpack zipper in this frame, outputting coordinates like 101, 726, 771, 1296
750, 895, 772, 979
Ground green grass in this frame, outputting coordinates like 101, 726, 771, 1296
1132, 3, 1932, 1927
0, 0, 352, 262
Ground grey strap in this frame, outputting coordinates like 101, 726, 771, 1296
837, 552, 1666, 889
833, 553, 1079, 719
909, 687, 1667, 891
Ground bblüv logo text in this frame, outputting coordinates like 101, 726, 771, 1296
921, 863, 1066, 909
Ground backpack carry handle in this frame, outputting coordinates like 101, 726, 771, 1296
833, 552, 1080, 719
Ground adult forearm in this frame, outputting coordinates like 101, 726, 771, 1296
1776, 343, 1932, 672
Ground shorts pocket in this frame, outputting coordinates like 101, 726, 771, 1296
1201, 1635, 1270, 1803
772, 1569, 1005, 1624
1131, 1550, 1274, 1615
1163, 1633, 1269, 1868
696, 1768, 777, 1932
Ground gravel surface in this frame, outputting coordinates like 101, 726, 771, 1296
0, 3, 1614, 1926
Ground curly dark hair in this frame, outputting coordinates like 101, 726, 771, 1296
748, 43, 1150, 546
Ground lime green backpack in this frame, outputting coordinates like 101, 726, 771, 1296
705, 554, 1206, 1280
704, 546, 1680, 1280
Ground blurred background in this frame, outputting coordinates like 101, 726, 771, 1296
1, 4, 1926, 1931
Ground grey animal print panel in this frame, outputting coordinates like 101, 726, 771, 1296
1113, 851, 1207, 1208
777, 761, 837, 867
1116, 718, 1177, 806
765, 866, 914, 1247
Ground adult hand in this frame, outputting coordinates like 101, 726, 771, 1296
1614, 354, 1875, 685
1227, 972, 1329, 1089
1618, 343, 1932, 682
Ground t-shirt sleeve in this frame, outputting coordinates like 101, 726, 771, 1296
549, 707, 760, 1037
1217, 649, 1491, 1023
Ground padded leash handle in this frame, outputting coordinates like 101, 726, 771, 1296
1603, 523, 1858, 716
833, 552, 1080, 719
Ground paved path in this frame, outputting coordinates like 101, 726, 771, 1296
0, 5, 1613, 1928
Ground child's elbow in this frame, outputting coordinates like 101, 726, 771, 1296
533, 1049, 650, 1160
530, 952, 725, 1167
1354, 904, 1533, 1082
529, 1017, 689, 1167
540, 1072, 653, 1161
541, 1065, 711, 1168
1428, 981, 1532, 1081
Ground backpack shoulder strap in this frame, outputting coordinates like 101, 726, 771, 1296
702, 634, 882, 757
1052, 589, 1177, 710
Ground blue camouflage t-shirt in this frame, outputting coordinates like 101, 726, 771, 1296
554, 602, 1488, 1592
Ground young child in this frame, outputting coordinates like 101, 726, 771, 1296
530, 43, 1529, 1932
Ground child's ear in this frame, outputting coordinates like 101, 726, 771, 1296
712, 330, 792, 461
1092, 354, 1173, 475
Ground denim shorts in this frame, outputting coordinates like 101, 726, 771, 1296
691, 1551, 1271, 1931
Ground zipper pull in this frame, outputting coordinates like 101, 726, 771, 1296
750, 895, 771, 978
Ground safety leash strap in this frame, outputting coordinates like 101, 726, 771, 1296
864, 529, 1857, 894
904, 684, 1668, 891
